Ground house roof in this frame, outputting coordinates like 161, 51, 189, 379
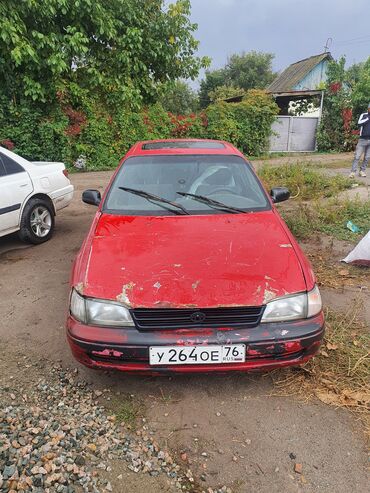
267, 53, 332, 94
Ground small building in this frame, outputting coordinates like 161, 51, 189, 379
267, 52, 332, 152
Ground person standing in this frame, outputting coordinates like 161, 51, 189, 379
349, 104, 370, 178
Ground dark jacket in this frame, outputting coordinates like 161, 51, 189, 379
358, 112, 370, 139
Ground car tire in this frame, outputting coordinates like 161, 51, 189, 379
18, 198, 55, 244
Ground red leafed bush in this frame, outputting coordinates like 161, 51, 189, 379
1, 139, 15, 150
169, 112, 206, 138
342, 108, 353, 132
63, 106, 87, 136
329, 82, 342, 94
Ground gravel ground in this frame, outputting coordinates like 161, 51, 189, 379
0, 355, 232, 493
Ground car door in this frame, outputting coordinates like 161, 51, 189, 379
0, 152, 33, 235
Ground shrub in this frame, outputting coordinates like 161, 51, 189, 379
317, 58, 357, 152
206, 89, 278, 155
169, 112, 206, 138
0, 89, 278, 169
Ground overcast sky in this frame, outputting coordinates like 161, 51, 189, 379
190, 0, 370, 84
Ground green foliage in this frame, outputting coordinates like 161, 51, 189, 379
199, 69, 227, 108
226, 52, 276, 91
1, 87, 278, 168
283, 198, 370, 241
206, 90, 278, 155
0, 0, 208, 106
351, 57, 370, 118
0, 100, 70, 161
206, 102, 239, 143
317, 56, 370, 152
289, 97, 321, 116
0, 0, 212, 168
159, 81, 199, 115
77, 104, 117, 170
317, 57, 356, 152
346, 61, 365, 88
208, 85, 245, 103
199, 51, 276, 108
258, 162, 352, 200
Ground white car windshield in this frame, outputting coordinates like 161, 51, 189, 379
104, 155, 270, 215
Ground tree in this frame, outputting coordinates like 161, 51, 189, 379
317, 57, 355, 152
208, 85, 244, 103
199, 51, 276, 108
0, 0, 209, 106
159, 81, 199, 114
226, 51, 275, 91
351, 57, 370, 118
346, 61, 365, 88
317, 56, 370, 151
199, 68, 228, 108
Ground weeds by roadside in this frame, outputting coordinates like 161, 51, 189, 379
258, 162, 352, 200
108, 395, 145, 429
282, 198, 370, 241
270, 304, 370, 437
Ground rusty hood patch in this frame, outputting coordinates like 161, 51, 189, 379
81, 212, 306, 308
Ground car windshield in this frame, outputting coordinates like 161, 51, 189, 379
104, 155, 270, 215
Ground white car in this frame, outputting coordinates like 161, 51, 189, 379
0, 146, 74, 244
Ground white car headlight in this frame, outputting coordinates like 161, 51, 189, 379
261, 285, 322, 323
306, 284, 322, 318
70, 289, 134, 327
70, 289, 87, 323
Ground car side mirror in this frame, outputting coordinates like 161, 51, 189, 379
82, 189, 101, 206
270, 187, 290, 203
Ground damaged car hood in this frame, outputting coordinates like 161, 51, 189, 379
79, 212, 307, 308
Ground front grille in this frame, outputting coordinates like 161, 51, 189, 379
131, 306, 264, 330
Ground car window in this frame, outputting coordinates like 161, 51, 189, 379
1, 153, 25, 175
0, 157, 5, 177
104, 155, 270, 215
142, 141, 225, 150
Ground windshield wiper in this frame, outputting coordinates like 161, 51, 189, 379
118, 187, 190, 215
176, 192, 246, 214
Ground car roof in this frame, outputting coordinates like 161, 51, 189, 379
123, 139, 245, 159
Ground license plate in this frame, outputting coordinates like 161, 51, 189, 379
149, 344, 246, 365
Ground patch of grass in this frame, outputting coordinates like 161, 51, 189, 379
112, 396, 144, 429
258, 162, 352, 200
271, 304, 370, 437
310, 160, 352, 170
252, 152, 318, 161
282, 198, 370, 241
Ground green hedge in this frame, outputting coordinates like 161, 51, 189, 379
206, 90, 278, 155
0, 90, 278, 170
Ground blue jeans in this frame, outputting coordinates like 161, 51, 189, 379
351, 139, 370, 172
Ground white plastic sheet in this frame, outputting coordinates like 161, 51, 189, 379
342, 231, 370, 266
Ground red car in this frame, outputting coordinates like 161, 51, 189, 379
67, 139, 324, 373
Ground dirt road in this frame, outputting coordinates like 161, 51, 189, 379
1, 166, 369, 493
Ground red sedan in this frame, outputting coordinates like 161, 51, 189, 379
67, 139, 324, 373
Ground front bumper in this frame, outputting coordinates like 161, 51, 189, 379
66, 313, 324, 374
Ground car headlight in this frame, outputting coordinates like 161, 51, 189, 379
261, 285, 322, 322
70, 289, 134, 327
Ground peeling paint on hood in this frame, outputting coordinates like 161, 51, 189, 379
116, 282, 136, 306
79, 212, 306, 308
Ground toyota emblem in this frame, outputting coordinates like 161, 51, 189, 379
190, 311, 206, 323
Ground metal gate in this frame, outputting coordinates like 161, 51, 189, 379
269, 116, 319, 152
